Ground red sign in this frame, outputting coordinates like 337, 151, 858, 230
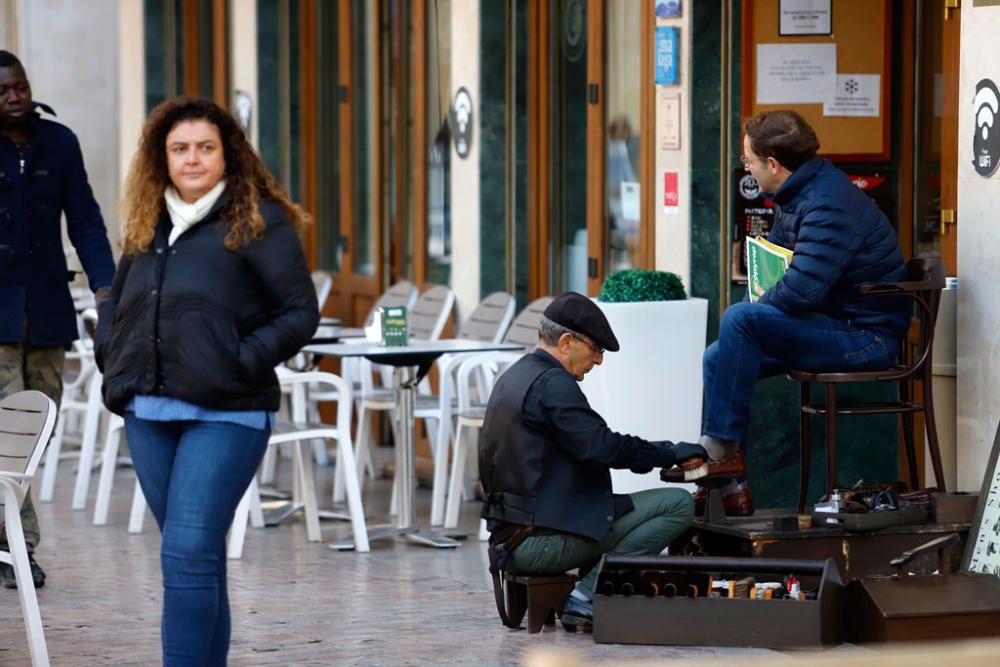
847, 174, 886, 191
664, 172, 679, 210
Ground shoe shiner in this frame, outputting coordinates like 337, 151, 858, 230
480, 292, 701, 629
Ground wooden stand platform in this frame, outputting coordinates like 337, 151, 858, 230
673, 511, 970, 580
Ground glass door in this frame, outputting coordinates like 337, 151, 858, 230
547, 0, 590, 295
531, 0, 653, 297
603, 2, 643, 275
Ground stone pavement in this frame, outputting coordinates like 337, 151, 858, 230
0, 455, 787, 666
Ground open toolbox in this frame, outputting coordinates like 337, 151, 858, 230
811, 507, 929, 531
592, 554, 844, 648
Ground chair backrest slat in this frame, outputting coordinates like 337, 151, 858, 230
458, 292, 516, 343
311, 271, 333, 311
409, 285, 455, 340
0, 391, 56, 477
503, 296, 554, 348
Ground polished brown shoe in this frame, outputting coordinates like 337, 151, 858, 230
659, 451, 747, 483
692, 485, 754, 517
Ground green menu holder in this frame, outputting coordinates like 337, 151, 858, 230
382, 306, 408, 347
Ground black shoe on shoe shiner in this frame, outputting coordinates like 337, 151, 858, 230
0, 552, 46, 589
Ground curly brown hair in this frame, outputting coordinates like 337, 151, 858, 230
120, 96, 308, 253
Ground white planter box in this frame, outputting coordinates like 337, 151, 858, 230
580, 298, 708, 494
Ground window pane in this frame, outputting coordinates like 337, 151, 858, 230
550, 0, 588, 295
604, 1, 642, 273
425, 0, 451, 285
353, 0, 374, 276
316, 1, 340, 272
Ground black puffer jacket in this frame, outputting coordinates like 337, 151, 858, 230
95, 196, 319, 415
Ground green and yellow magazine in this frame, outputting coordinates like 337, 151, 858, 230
746, 236, 793, 302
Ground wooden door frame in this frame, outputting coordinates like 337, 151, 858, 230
528, 0, 655, 298
585, 0, 606, 296
639, 2, 655, 270
299, 0, 318, 268
527, 0, 550, 300
333, 0, 384, 326
940, 0, 959, 273
180, 0, 228, 105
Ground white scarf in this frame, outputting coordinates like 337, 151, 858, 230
163, 179, 227, 246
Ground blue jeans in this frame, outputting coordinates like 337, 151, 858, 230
124, 416, 270, 667
703, 302, 898, 446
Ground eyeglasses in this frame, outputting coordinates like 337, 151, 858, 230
740, 155, 766, 168
570, 332, 604, 356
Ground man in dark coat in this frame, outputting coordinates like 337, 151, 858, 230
668, 110, 909, 514
0, 51, 115, 588
479, 292, 704, 629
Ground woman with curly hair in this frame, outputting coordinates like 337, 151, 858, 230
95, 96, 318, 665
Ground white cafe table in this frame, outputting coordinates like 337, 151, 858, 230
304, 338, 524, 549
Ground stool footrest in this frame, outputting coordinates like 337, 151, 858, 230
802, 401, 923, 416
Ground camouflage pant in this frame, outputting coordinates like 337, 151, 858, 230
0, 334, 65, 551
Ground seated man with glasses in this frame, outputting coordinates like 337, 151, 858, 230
661, 109, 910, 516
480, 291, 705, 630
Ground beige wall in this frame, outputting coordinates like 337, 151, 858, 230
956, 1, 1000, 490
652, 8, 692, 288
117, 0, 144, 253
0, 0, 17, 48
16, 0, 121, 264
449, 0, 479, 320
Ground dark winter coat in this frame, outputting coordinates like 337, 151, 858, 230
94, 195, 319, 415
0, 108, 115, 345
479, 349, 686, 542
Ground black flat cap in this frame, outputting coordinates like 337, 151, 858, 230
544, 291, 620, 352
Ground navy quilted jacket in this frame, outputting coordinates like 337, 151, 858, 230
0, 107, 114, 345
759, 157, 909, 339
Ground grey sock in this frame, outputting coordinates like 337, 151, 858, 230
699, 435, 739, 461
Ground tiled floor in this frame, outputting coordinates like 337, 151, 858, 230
2, 453, 786, 666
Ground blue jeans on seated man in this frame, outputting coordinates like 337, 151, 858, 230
124, 416, 270, 667
703, 302, 899, 447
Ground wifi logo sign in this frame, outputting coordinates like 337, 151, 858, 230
973, 79, 1000, 177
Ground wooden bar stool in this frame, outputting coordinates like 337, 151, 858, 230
788, 257, 947, 513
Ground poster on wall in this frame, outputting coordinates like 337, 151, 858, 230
731, 170, 776, 284
823, 74, 881, 117
660, 90, 681, 150
779, 0, 832, 36
655, 27, 678, 84
655, 1, 681, 18
756, 43, 836, 104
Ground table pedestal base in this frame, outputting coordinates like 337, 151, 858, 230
329, 524, 461, 550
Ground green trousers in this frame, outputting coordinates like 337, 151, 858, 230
507, 487, 694, 598
0, 333, 65, 551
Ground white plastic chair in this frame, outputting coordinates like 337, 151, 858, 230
424, 291, 515, 525
39, 311, 100, 504
311, 270, 333, 312
443, 296, 554, 535
272, 280, 419, 481
91, 412, 125, 526
0, 390, 57, 667
349, 285, 456, 511
228, 370, 369, 558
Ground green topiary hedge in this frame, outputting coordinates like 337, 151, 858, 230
597, 269, 686, 303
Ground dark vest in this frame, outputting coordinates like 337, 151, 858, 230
479, 352, 624, 541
